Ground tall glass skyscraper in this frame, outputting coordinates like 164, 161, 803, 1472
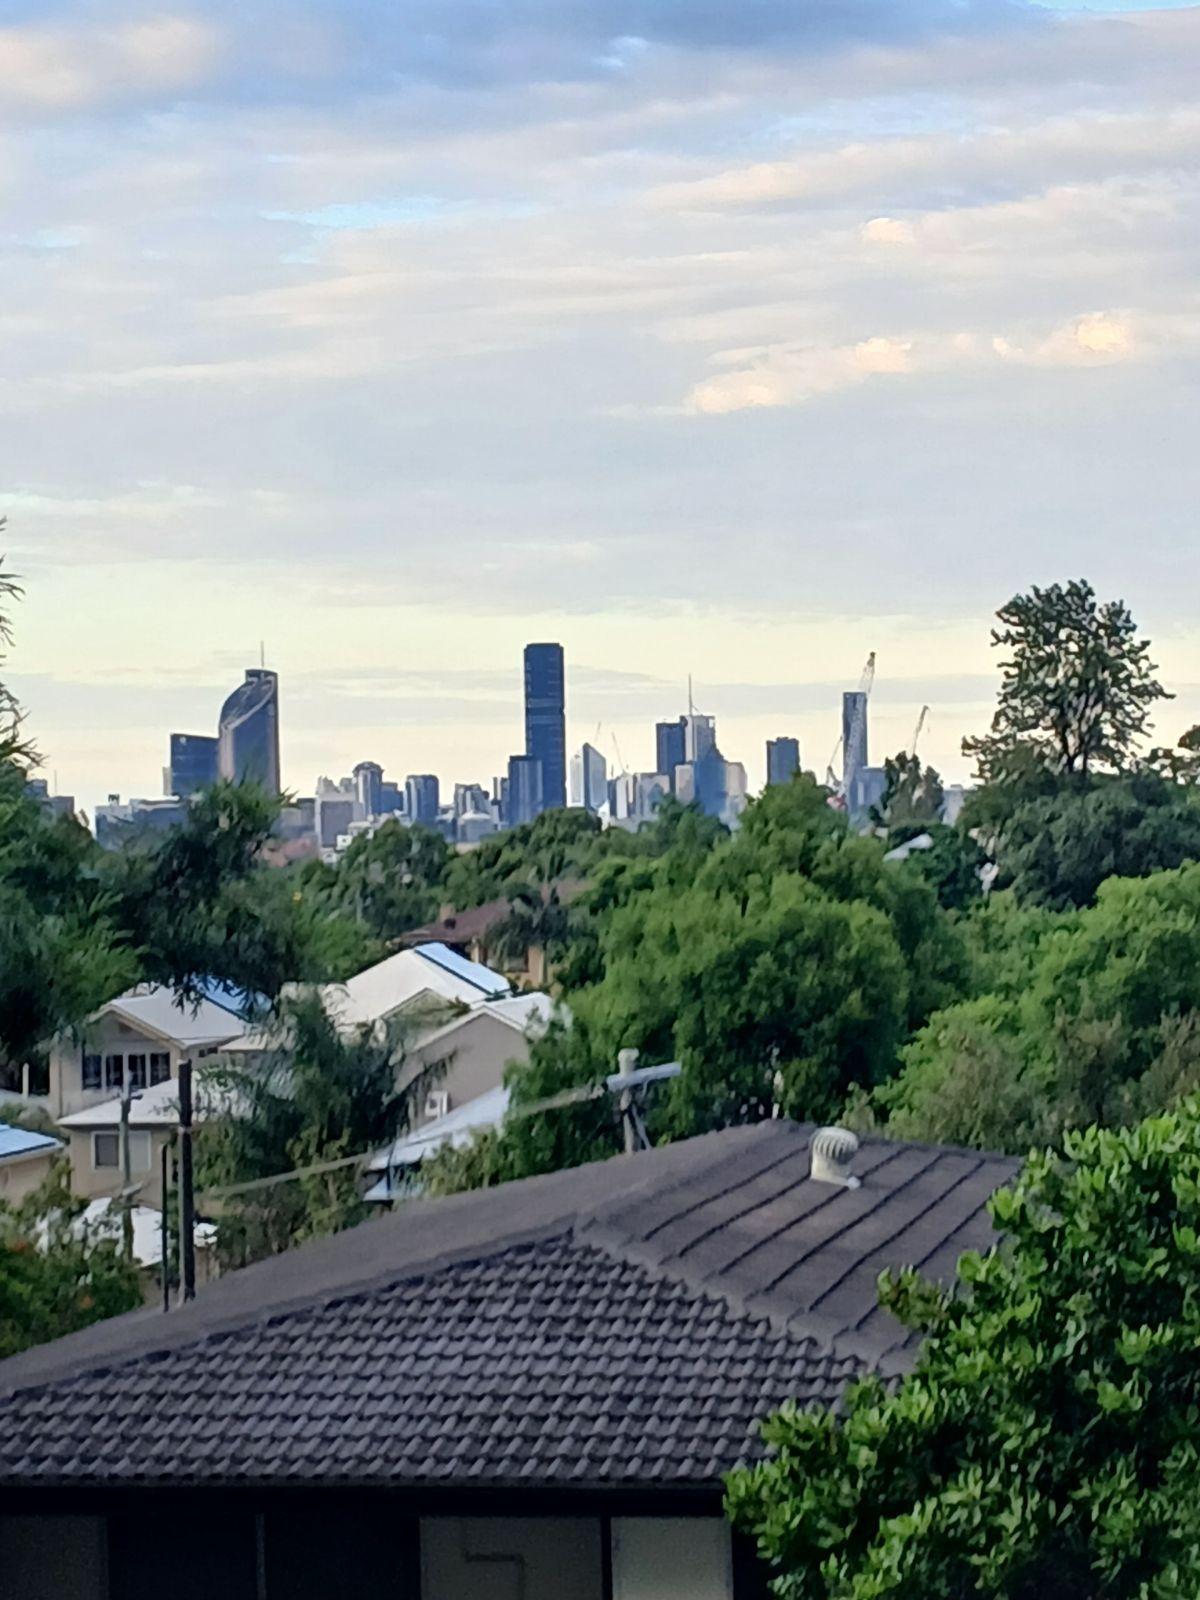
353, 761, 385, 818
506, 755, 544, 827
218, 669, 280, 794
168, 732, 218, 797
842, 691, 868, 800
405, 774, 440, 826
765, 736, 800, 787
655, 719, 686, 788
523, 643, 566, 811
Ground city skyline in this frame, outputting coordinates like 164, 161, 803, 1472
4, 0, 1199, 816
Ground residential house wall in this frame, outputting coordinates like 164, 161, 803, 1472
64, 1125, 173, 1209
400, 1009, 539, 1126
0, 1148, 59, 1207
48, 1016, 180, 1121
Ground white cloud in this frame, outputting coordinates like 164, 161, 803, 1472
0, 15, 220, 114
861, 216, 916, 245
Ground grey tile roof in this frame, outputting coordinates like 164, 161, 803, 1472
0, 1120, 1018, 1491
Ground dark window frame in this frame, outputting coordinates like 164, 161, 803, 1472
82, 1053, 102, 1091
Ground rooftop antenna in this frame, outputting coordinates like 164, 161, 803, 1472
259, 640, 266, 668
687, 674, 695, 720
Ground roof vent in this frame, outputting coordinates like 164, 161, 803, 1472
809, 1126, 860, 1188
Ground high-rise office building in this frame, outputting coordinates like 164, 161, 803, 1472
523, 643, 565, 811
842, 691, 868, 804
405, 774, 440, 827
453, 782, 490, 818
507, 755, 544, 827
353, 761, 385, 819
168, 733, 218, 798
218, 669, 280, 794
655, 719, 686, 791
683, 712, 717, 763
379, 781, 403, 816
765, 736, 801, 787
569, 742, 608, 812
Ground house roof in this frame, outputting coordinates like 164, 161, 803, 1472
57, 1076, 236, 1130
0, 1120, 1017, 1493
225, 944, 512, 1053
103, 987, 246, 1047
406, 990, 554, 1059
365, 1082, 512, 1187
0, 1124, 61, 1162
74, 1200, 216, 1271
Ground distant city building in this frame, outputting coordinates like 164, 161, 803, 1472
941, 784, 968, 826
655, 719, 687, 791
453, 782, 490, 818
765, 737, 801, 787
523, 643, 566, 811
277, 796, 316, 842
569, 742, 608, 812
842, 690, 868, 808
379, 780, 403, 815
847, 764, 887, 820
315, 776, 357, 849
353, 761, 385, 819
405, 774, 440, 827
95, 796, 187, 849
456, 810, 498, 845
218, 669, 280, 795
24, 778, 75, 820
506, 755, 544, 827
168, 733, 218, 799
683, 713, 717, 763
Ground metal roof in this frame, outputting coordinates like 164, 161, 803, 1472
0, 1124, 61, 1162
104, 987, 246, 1046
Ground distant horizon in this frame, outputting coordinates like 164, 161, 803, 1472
4, 0, 1198, 811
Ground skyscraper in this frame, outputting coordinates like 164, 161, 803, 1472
523, 643, 565, 811
218, 669, 280, 794
655, 719, 686, 790
683, 712, 717, 763
405, 774, 440, 827
168, 733, 218, 798
842, 691, 868, 804
569, 742, 608, 812
765, 737, 800, 787
353, 761, 384, 818
506, 755, 544, 827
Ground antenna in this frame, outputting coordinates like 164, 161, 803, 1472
687, 674, 695, 719
259, 640, 266, 668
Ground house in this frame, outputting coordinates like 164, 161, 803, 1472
54, 1076, 227, 1209
0, 1124, 62, 1207
227, 944, 547, 1134
46, 986, 246, 1120
0, 1119, 1017, 1599
363, 1081, 511, 1200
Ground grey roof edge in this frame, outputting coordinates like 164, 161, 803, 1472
0, 1123, 773, 1402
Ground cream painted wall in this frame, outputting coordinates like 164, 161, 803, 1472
67, 1126, 171, 1207
0, 1148, 60, 1206
48, 1014, 181, 1119
402, 1013, 533, 1125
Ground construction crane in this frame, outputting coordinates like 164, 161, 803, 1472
909, 704, 930, 758
826, 652, 876, 802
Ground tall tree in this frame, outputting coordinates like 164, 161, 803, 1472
964, 580, 1168, 782
727, 1103, 1200, 1599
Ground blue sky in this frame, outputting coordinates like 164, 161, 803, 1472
2, 0, 1199, 808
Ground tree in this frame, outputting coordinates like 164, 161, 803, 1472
198, 992, 436, 1266
0, 1167, 141, 1359
964, 579, 1169, 782
979, 772, 1200, 911
310, 817, 450, 942
877, 751, 944, 829
726, 1102, 1200, 1598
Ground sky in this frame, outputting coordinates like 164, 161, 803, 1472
2, 0, 1199, 813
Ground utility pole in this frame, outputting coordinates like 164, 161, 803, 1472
615, 1048, 640, 1155
177, 1058, 196, 1303
118, 1080, 136, 1262
160, 1143, 171, 1313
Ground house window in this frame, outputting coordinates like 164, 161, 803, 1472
611, 1518, 734, 1600
150, 1052, 171, 1085
128, 1053, 147, 1089
82, 1053, 102, 1091
92, 1131, 151, 1173
104, 1054, 124, 1089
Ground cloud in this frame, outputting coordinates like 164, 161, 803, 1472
0, 15, 221, 114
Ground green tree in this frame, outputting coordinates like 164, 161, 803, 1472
0, 1167, 141, 1358
311, 817, 450, 942
726, 1102, 1200, 1598
199, 992, 436, 1266
964, 579, 1169, 782
877, 752, 944, 829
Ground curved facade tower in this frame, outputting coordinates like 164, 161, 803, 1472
218, 669, 280, 794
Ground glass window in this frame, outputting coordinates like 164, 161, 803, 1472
104, 1054, 123, 1089
81, 1054, 101, 1091
128, 1131, 152, 1173
127, 1054, 147, 1089
150, 1053, 171, 1085
93, 1133, 119, 1169
611, 1519, 733, 1600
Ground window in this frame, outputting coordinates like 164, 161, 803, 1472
82, 1053, 102, 1091
127, 1053, 147, 1089
150, 1052, 171, 1085
104, 1054, 123, 1089
91, 1131, 151, 1173
93, 1132, 120, 1169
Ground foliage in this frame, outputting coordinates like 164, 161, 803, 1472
876, 751, 944, 829
198, 992, 437, 1266
0, 1166, 141, 1359
443, 807, 605, 908
885, 824, 985, 914
726, 1102, 1200, 1599
302, 817, 449, 943
963, 579, 1169, 782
